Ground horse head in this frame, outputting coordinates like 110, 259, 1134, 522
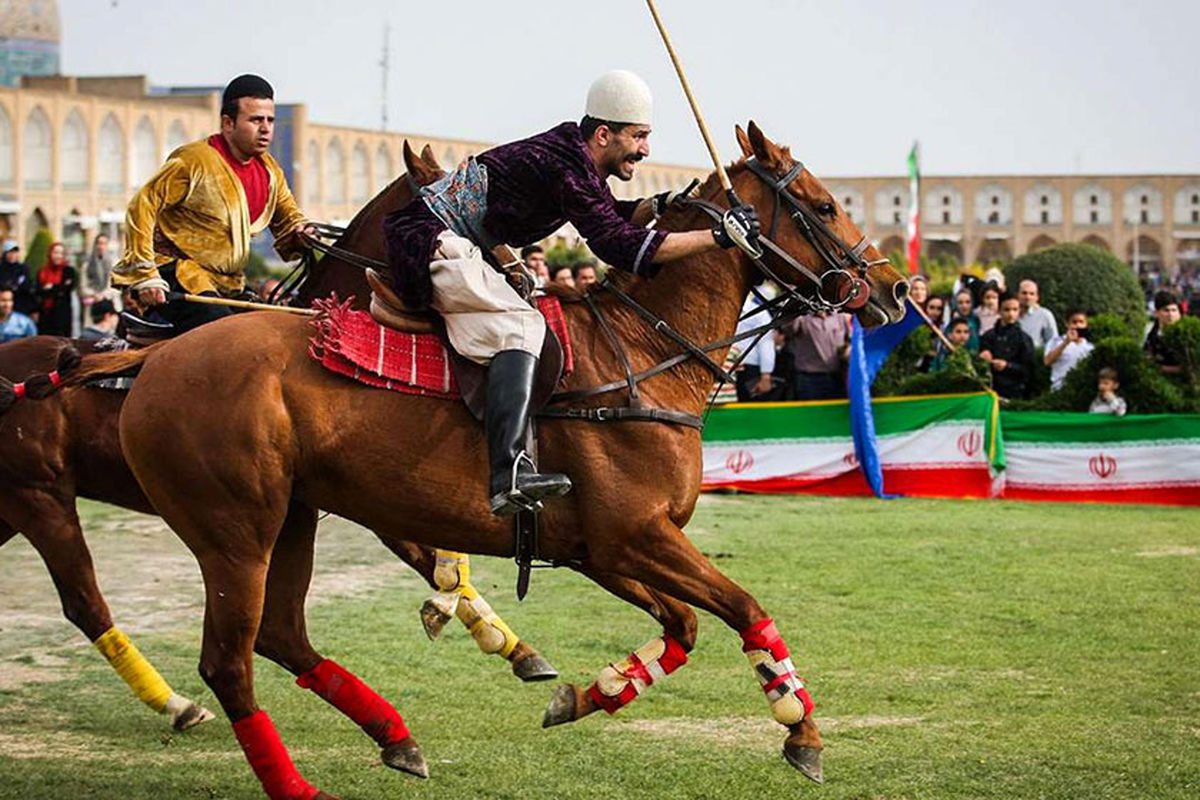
727, 121, 909, 326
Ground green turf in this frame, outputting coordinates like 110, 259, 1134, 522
1, 495, 1198, 799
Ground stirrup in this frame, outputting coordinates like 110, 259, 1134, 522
490, 452, 545, 516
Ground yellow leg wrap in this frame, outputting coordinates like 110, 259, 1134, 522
456, 584, 519, 658
433, 550, 470, 592
93, 626, 173, 713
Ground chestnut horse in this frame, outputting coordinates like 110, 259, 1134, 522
0, 147, 553, 739
67, 123, 908, 798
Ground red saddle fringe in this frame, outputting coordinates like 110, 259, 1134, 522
309, 294, 572, 399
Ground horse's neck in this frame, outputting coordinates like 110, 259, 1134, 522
603, 200, 756, 409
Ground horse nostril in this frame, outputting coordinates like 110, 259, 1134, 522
893, 281, 910, 304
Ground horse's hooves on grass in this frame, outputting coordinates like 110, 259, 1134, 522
419, 599, 453, 642
382, 740, 429, 779
783, 743, 824, 784
541, 683, 579, 728
172, 702, 217, 731
512, 651, 558, 682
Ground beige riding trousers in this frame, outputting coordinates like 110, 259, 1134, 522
428, 231, 546, 365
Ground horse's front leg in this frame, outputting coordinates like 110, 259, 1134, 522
595, 515, 823, 784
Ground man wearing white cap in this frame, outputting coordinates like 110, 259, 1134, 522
384, 69, 759, 516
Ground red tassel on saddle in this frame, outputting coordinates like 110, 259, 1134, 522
231, 710, 320, 800
296, 659, 411, 745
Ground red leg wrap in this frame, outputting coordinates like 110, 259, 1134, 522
12, 382, 25, 400
296, 659, 410, 745
231, 710, 319, 800
585, 635, 690, 715
740, 618, 815, 717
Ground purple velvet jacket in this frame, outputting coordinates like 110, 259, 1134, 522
383, 121, 666, 308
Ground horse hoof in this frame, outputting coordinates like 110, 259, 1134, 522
542, 683, 579, 728
381, 740, 429, 779
783, 742, 824, 784
419, 599, 453, 642
171, 702, 217, 731
512, 651, 559, 683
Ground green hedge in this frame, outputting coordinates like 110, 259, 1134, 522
1003, 243, 1145, 332
25, 228, 52, 274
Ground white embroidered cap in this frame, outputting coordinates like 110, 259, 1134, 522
585, 70, 653, 126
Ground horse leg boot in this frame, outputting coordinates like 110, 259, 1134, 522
5, 497, 213, 730
543, 573, 697, 728
486, 350, 571, 516
256, 502, 427, 779
600, 516, 824, 784
420, 550, 557, 682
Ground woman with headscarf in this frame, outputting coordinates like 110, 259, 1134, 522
35, 242, 78, 336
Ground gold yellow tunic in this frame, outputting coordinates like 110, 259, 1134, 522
112, 137, 308, 296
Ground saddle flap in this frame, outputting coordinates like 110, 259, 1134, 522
451, 330, 565, 423
365, 268, 437, 334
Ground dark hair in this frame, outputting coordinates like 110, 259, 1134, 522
580, 115, 633, 140
551, 265, 573, 279
0, 283, 14, 295
1066, 308, 1088, 320
947, 316, 971, 331
520, 245, 543, 259
90, 299, 117, 323
221, 74, 274, 121
572, 262, 597, 279
1154, 290, 1180, 310
1097, 366, 1119, 382
999, 292, 1019, 306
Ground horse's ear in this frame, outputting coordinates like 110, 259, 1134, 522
420, 144, 438, 167
746, 120, 783, 169
735, 124, 753, 159
402, 140, 420, 174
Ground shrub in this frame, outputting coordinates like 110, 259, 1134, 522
1161, 316, 1200, 384
895, 346, 990, 396
1044, 337, 1188, 413
873, 325, 932, 396
25, 228, 52, 272
1004, 243, 1145, 332
1086, 312, 1135, 343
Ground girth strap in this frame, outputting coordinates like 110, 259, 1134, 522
537, 405, 703, 430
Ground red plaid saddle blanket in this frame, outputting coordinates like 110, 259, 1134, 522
309, 295, 573, 399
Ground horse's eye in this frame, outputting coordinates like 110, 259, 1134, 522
817, 202, 836, 217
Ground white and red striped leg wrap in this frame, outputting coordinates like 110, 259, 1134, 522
740, 618, 813, 725
586, 635, 689, 714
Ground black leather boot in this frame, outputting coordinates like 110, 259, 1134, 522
486, 350, 572, 516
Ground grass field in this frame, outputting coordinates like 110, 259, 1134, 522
1, 495, 1198, 799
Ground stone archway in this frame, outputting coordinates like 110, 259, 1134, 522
1126, 235, 1163, 278
1080, 234, 1109, 251
976, 238, 1012, 264
927, 239, 964, 266
1027, 234, 1057, 253
1174, 239, 1200, 276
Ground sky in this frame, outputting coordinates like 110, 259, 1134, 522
59, 0, 1200, 177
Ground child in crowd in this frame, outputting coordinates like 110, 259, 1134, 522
975, 283, 1001, 335
1089, 367, 1127, 416
931, 317, 974, 372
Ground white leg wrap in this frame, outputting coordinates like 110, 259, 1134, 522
747, 650, 807, 725
456, 594, 515, 656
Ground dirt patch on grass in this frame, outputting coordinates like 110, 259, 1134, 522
1135, 545, 1198, 558
618, 714, 923, 744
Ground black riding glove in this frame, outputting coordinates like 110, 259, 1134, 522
712, 204, 761, 250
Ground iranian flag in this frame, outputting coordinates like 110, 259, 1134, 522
905, 142, 921, 274
1001, 411, 1200, 506
702, 393, 1001, 498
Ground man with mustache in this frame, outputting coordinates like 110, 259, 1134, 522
111, 74, 314, 332
385, 70, 760, 516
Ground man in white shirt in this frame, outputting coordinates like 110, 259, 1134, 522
1044, 309, 1094, 391
734, 293, 781, 402
1017, 278, 1059, 349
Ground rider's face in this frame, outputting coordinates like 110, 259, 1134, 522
222, 97, 275, 160
601, 124, 651, 181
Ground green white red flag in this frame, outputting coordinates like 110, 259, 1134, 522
905, 141, 921, 274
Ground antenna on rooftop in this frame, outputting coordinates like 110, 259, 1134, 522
380, 22, 390, 131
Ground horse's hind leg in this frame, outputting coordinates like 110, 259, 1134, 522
0, 493, 213, 730
541, 570, 697, 728
598, 516, 823, 784
381, 540, 557, 682
254, 502, 427, 779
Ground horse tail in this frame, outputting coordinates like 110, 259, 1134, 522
58, 344, 161, 389
0, 345, 84, 413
